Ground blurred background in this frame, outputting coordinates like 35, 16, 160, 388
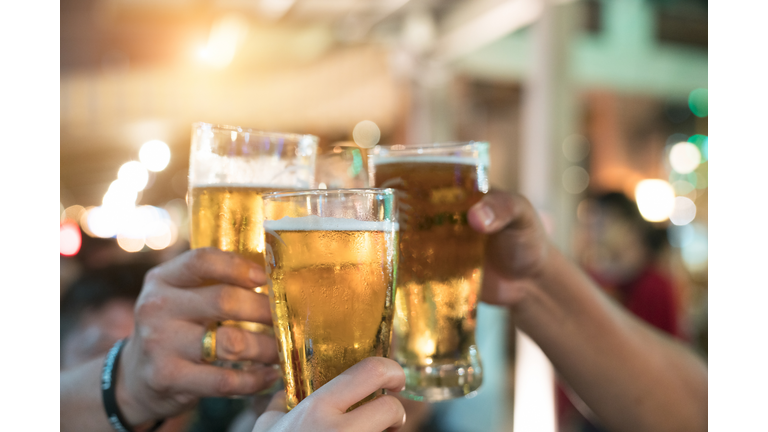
60, 0, 707, 431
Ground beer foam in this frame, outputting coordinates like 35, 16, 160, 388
264, 215, 399, 232
189, 153, 313, 188
371, 156, 485, 166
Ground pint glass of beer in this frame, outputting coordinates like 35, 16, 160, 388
262, 189, 399, 410
188, 122, 318, 367
369, 142, 490, 402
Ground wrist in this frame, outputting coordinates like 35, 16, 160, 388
511, 244, 570, 332
114, 339, 152, 428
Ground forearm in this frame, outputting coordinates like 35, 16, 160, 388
61, 356, 115, 432
514, 246, 707, 432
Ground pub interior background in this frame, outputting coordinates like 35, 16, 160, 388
59, 0, 708, 431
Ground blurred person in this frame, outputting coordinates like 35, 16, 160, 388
576, 192, 680, 336
557, 192, 683, 431
466, 190, 706, 432
61, 263, 152, 370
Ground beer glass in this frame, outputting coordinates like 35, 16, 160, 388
368, 142, 490, 402
262, 189, 399, 410
188, 122, 318, 368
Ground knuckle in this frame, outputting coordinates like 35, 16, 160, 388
184, 248, 211, 273
135, 293, 167, 320
221, 328, 246, 359
144, 266, 162, 285
214, 370, 240, 394
360, 356, 390, 380
147, 362, 175, 394
140, 327, 164, 357
213, 288, 238, 317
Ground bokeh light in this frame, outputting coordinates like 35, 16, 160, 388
62, 205, 86, 223
669, 196, 696, 226
87, 206, 123, 238
669, 142, 701, 174
352, 120, 381, 148
87, 204, 177, 249
103, 180, 139, 209
79, 206, 97, 238
681, 223, 708, 273
694, 162, 708, 189
667, 224, 694, 248
60, 221, 82, 256
117, 161, 149, 191
117, 235, 145, 253
562, 166, 590, 194
562, 134, 590, 162
688, 88, 708, 117
201, 13, 249, 69
146, 223, 173, 250
687, 134, 708, 162
669, 171, 698, 189
139, 140, 171, 172
635, 179, 675, 222
672, 180, 696, 196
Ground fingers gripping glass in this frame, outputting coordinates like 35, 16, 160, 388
262, 189, 399, 410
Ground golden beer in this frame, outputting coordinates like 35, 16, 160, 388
190, 185, 282, 267
371, 147, 489, 401
263, 216, 399, 410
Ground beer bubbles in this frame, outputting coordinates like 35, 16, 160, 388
139, 140, 171, 172
352, 120, 381, 148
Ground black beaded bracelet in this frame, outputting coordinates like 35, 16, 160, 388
102, 338, 165, 432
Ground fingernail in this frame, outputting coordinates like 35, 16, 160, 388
402, 413, 407, 424
250, 267, 265, 285
475, 203, 495, 228
400, 384, 406, 392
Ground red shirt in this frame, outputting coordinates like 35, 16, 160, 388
617, 267, 680, 337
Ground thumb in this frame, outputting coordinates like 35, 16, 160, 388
468, 190, 535, 234
252, 391, 287, 432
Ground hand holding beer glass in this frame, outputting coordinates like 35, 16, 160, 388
188, 122, 318, 368
261, 189, 399, 410
369, 142, 490, 402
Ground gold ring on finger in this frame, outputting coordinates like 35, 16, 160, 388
201, 321, 219, 363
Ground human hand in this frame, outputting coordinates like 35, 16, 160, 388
253, 357, 407, 432
116, 247, 281, 427
467, 190, 552, 307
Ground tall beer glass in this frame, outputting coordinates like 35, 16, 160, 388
262, 189, 399, 410
188, 122, 318, 367
369, 142, 490, 402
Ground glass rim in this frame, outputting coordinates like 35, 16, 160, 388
262, 188, 396, 201
370, 141, 489, 158
192, 121, 319, 144
373, 141, 488, 152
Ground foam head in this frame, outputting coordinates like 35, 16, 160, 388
263, 215, 399, 232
